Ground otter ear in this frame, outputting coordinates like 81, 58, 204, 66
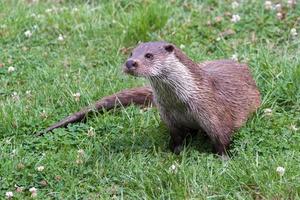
164, 44, 174, 53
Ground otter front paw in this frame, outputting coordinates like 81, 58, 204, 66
169, 140, 183, 155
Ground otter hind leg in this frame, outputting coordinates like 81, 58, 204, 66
213, 140, 230, 156
209, 131, 231, 156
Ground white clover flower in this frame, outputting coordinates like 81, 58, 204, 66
216, 37, 221, 41
232, 1, 239, 9
264, 1, 272, 10
16, 163, 25, 170
11, 149, 17, 156
39, 180, 48, 186
276, 166, 285, 176
12, 92, 20, 101
26, 90, 31, 95
29, 187, 38, 197
231, 14, 241, 23
180, 44, 185, 49
55, 175, 62, 181
58, 34, 64, 41
73, 92, 81, 102
0, 24, 7, 29
77, 149, 85, 155
24, 30, 32, 38
169, 163, 179, 173
231, 54, 238, 61
87, 127, 96, 137
5, 191, 13, 199
36, 14, 44, 19
290, 28, 298, 37
76, 159, 83, 164
45, 8, 53, 13
169, 164, 176, 172
287, 0, 296, 7
16, 186, 24, 193
275, 4, 282, 11
215, 16, 222, 23
290, 124, 299, 131
29, 187, 37, 193
59, 7, 67, 12
72, 7, 79, 12
276, 12, 283, 20
8, 66, 16, 73
40, 110, 47, 118
76, 149, 84, 164
264, 108, 273, 116
22, 46, 28, 51
37, 166, 44, 172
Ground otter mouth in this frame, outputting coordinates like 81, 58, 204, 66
122, 64, 152, 78
123, 65, 138, 76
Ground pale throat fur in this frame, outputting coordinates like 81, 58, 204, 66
148, 54, 200, 128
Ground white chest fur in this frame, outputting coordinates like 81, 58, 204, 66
149, 55, 199, 128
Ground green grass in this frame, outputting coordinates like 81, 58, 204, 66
1, 0, 300, 199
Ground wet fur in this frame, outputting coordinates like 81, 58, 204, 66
40, 41, 260, 155
126, 42, 261, 155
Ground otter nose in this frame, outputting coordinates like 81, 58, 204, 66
126, 60, 137, 69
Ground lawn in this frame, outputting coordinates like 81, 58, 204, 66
0, 0, 300, 199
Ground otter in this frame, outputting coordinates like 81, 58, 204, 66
38, 41, 261, 155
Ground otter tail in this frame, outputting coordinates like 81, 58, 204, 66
37, 86, 154, 136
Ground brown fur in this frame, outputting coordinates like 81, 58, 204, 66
40, 41, 260, 156
124, 41, 261, 155
37, 86, 153, 135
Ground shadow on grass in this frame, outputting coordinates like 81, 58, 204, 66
92, 123, 215, 156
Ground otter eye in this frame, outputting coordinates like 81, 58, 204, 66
145, 53, 153, 59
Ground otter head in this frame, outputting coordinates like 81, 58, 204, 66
123, 41, 176, 77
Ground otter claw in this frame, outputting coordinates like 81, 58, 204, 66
173, 145, 183, 155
